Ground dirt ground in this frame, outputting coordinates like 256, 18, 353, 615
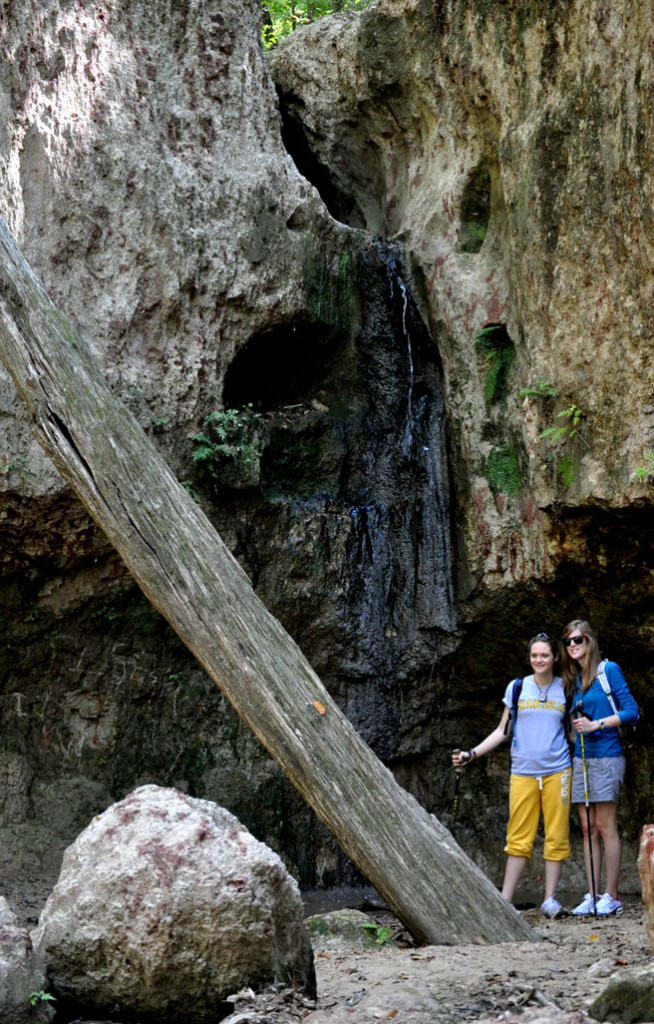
223, 891, 653, 1024
306, 901, 651, 1023
9, 883, 651, 1023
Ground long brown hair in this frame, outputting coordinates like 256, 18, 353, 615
561, 619, 602, 695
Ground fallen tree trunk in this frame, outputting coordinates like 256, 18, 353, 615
0, 218, 534, 945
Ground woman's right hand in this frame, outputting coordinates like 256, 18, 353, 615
452, 749, 471, 768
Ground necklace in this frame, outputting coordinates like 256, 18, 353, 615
535, 677, 554, 702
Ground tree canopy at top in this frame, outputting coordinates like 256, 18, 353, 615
261, 0, 371, 46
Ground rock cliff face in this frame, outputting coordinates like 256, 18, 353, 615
0, 0, 652, 896
268, 0, 654, 886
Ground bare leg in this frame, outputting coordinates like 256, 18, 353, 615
501, 855, 528, 903
595, 801, 621, 897
577, 803, 602, 894
544, 859, 563, 902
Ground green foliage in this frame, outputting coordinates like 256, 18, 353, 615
482, 445, 522, 496
558, 454, 579, 490
192, 407, 263, 489
0, 454, 35, 480
361, 921, 395, 946
28, 991, 56, 1008
305, 247, 355, 331
474, 325, 515, 405
634, 452, 654, 480
459, 221, 487, 252
91, 585, 124, 623
539, 403, 584, 444
526, 393, 586, 489
519, 377, 559, 400
261, 0, 372, 47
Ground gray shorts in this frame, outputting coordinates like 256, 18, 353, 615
571, 756, 625, 804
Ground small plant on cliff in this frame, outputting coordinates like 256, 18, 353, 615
481, 444, 523, 497
192, 406, 263, 489
525, 392, 587, 489
361, 921, 395, 946
473, 324, 515, 405
28, 991, 56, 1009
261, 0, 372, 47
519, 378, 559, 400
634, 452, 654, 480
539, 403, 584, 444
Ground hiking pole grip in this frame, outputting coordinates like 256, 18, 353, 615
450, 751, 465, 834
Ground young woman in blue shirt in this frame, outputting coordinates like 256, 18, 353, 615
562, 619, 639, 917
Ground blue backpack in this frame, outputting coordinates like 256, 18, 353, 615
596, 660, 639, 748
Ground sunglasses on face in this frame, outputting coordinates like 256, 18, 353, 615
563, 635, 586, 647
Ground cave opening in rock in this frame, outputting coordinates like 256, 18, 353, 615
457, 165, 492, 253
223, 319, 351, 413
276, 94, 368, 229
474, 321, 515, 406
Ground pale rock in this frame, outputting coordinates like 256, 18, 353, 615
32, 785, 315, 1023
0, 897, 53, 1024
269, 0, 654, 589
588, 959, 619, 979
637, 824, 654, 953
589, 964, 654, 1023
0, 0, 340, 483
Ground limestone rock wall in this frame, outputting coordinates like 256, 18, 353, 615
268, 0, 654, 890
269, 0, 654, 592
0, 0, 332, 463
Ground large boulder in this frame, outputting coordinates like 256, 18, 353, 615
589, 965, 654, 1024
32, 785, 315, 1023
0, 897, 53, 1024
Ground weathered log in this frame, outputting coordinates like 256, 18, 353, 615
0, 218, 534, 945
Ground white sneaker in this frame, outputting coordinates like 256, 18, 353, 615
540, 896, 567, 919
571, 892, 596, 915
595, 892, 623, 916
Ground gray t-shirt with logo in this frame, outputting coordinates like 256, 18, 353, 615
503, 675, 571, 776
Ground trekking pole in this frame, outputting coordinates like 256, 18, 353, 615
450, 751, 465, 835
576, 702, 598, 916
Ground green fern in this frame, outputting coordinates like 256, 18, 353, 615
191, 407, 263, 487
539, 404, 584, 444
558, 454, 578, 489
474, 325, 515, 405
482, 445, 523, 496
519, 377, 559, 400
634, 452, 654, 480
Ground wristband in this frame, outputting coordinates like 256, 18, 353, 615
467, 749, 477, 760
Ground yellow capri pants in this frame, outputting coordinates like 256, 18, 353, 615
504, 768, 571, 861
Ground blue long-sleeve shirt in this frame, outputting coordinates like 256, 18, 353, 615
574, 661, 639, 758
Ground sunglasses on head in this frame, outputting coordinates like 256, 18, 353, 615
563, 634, 587, 647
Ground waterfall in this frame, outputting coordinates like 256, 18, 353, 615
373, 239, 416, 454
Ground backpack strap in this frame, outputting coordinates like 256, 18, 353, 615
597, 659, 621, 717
504, 677, 523, 745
